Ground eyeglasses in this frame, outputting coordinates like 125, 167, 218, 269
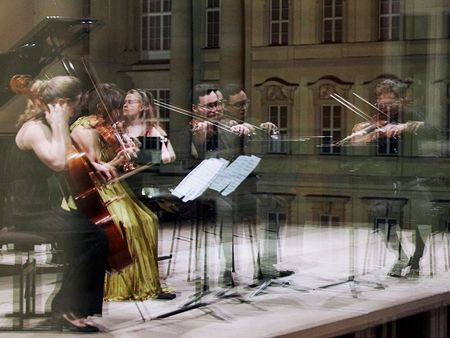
230, 99, 250, 109
198, 100, 222, 110
124, 99, 141, 105
375, 101, 401, 111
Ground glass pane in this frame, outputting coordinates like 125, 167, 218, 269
143, 0, 148, 13
281, 23, 288, 44
324, 4, 333, 18
11, 3, 450, 334
150, 0, 161, 12
281, 0, 289, 20
272, 8, 280, 21
164, 0, 171, 11
380, 0, 390, 14
392, 0, 400, 14
323, 110, 330, 128
335, 0, 343, 15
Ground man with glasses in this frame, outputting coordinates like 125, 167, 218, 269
190, 85, 256, 288
191, 86, 251, 159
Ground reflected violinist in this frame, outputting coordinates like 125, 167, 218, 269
339, 79, 424, 147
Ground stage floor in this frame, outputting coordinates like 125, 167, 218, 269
1, 222, 450, 337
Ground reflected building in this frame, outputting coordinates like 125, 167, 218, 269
0, 0, 450, 336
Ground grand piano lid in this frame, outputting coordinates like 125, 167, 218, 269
0, 16, 103, 106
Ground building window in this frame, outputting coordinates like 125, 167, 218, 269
320, 214, 340, 226
446, 12, 450, 38
377, 135, 399, 155
374, 217, 398, 232
269, 105, 288, 153
447, 83, 450, 156
379, 0, 401, 41
149, 89, 171, 132
322, 0, 343, 43
205, 0, 220, 48
377, 107, 400, 156
141, 0, 171, 54
321, 104, 341, 154
270, 0, 289, 45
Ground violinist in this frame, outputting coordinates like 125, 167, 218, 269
70, 84, 175, 300
223, 88, 278, 137
190, 85, 292, 287
4, 75, 108, 332
191, 86, 251, 160
221, 86, 294, 283
122, 89, 176, 164
346, 79, 423, 147
342, 78, 430, 279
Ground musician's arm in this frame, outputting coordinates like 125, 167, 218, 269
17, 104, 72, 172
70, 125, 101, 163
71, 125, 117, 179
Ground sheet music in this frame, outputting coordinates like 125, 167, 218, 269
170, 158, 229, 202
210, 155, 261, 196
171, 155, 260, 201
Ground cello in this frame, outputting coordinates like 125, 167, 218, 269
10, 74, 133, 272
65, 145, 133, 272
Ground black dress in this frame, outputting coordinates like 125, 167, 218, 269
3, 143, 108, 317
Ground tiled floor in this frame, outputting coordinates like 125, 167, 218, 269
1, 222, 450, 337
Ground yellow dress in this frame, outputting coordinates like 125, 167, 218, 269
71, 116, 162, 301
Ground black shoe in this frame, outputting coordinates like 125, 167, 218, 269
156, 291, 176, 300
406, 268, 420, 279
54, 315, 99, 333
258, 270, 294, 280
277, 270, 295, 278
407, 257, 420, 270
221, 270, 235, 288
388, 259, 408, 277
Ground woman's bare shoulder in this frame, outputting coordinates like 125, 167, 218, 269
16, 120, 48, 150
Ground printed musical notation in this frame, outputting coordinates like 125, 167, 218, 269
170, 155, 261, 202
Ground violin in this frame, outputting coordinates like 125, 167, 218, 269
92, 116, 137, 172
335, 120, 387, 146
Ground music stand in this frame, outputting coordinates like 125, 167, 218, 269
153, 197, 251, 320
314, 223, 385, 298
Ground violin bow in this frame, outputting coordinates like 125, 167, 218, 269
330, 92, 387, 146
352, 92, 390, 119
80, 57, 135, 164
155, 99, 280, 140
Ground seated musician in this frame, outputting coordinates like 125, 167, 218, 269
4, 75, 108, 332
122, 89, 176, 164
70, 84, 176, 300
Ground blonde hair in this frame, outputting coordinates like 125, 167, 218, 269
15, 75, 82, 127
126, 89, 156, 121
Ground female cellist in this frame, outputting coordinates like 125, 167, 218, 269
5, 75, 108, 332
